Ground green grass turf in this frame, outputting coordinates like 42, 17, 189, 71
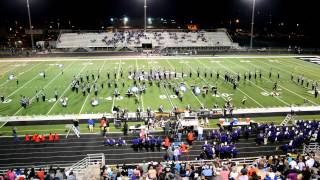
1, 114, 320, 136
0, 56, 320, 117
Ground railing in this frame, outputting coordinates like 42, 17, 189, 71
0, 153, 105, 177
70, 153, 105, 175
107, 155, 277, 168
303, 142, 320, 155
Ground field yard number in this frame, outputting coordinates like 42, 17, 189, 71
0, 99, 12, 104
160, 95, 167, 99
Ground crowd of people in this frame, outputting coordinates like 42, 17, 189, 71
253, 120, 320, 152
24, 132, 60, 143
1, 167, 76, 180
100, 153, 319, 180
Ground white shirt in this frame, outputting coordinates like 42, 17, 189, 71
230, 172, 238, 179
306, 158, 315, 168
269, 172, 275, 180
197, 126, 203, 134
298, 162, 305, 170
289, 160, 297, 169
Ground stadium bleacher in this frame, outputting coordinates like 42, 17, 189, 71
56, 30, 239, 50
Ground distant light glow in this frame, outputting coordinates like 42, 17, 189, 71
124, 17, 129, 23
110, 18, 114, 22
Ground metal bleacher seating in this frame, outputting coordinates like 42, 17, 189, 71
56, 30, 239, 49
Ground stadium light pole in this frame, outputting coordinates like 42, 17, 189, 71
144, 0, 147, 32
249, 0, 256, 50
26, 0, 35, 50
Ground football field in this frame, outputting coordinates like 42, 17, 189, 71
0, 56, 320, 117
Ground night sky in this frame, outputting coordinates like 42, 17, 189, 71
0, 0, 318, 32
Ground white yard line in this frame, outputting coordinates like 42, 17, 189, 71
111, 59, 122, 112
164, 58, 204, 107
0, 62, 76, 129
46, 63, 90, 115
152, 60, 175, 109
12, 62, 76, 116
182, 59, 228, 102
79, 60, 106, 114
0, 62, 22, 77
196, 59, 265, 108
163, 84, 175, 109
0, 62, 42, 88
279, 58, 320, 78
6, 63, 52, 98
225, 59, 290, 106
257, 59, 319, 106
135, 58, 145, 111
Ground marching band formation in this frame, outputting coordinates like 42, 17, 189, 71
0, 64, 319, 112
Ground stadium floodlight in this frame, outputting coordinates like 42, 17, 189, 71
249, 0, 256, 50
26, 0, 35, 50
123, 17, 129, 25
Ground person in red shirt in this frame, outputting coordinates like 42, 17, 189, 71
163, 136, 171, 149
35, 135, 41, 143
41, 134, 46, 142
180, 142, 188, 153
187, 131, 194, 146
48, 133, 54, 142
37, 168, 44, 180
25, 134, 30, 142
54, 133, 59, 141
32, 133, 38, 142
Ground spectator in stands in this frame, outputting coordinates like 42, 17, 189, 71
28, 168, 35, 179
220, 166, 230, 180
238, 169, 249, 180
197, 125, 204, 141
87, 118, 95, 132
55, 168, 64, 180
173, 147, 181, 161
302, 166, 312, 180
133, 166, 141, 179
37, 168, 45, 180
32, 132, 38, 142
117, 137, 126, 146
123, 121, 129, 136
187, 131, 195, 146
305, 156, 315, 168
148, 166, 157, 179
67, 171, 76, 180
165, 147, 174, 161
54, 133, 60, 141
40, 134, 46, 142
201, 165, 213, 178
163, 136, 171, 149
48, 133, 54, 142
35, 134, 41, 143
229, 166, 238, 180
5, 169, 16, 180
25, 134, 30, 142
